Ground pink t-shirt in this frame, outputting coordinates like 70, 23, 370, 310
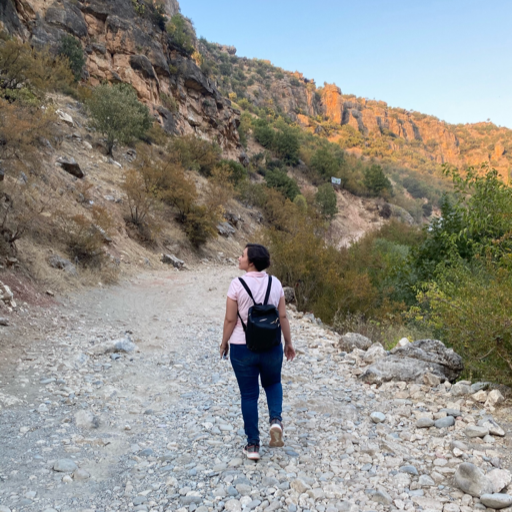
227, 271, 285, 345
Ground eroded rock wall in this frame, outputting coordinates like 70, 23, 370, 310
1, 0, 242, 155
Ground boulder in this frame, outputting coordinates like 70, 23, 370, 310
363, 343, 387, 364
283, 287, 295, 304
0, 168, 4, 181
487, 468, 512, 493
57, 157, 85, 179
129, 54, 156, 79
56, 109, 74, 126
361, 356, 451, 385
390, 339, 463, 381
48, 255, 78, 276
339, 333, 372, 352
161, 254, 185, 269
45, 2, 88, 38
453, 463, 493, 497
217, 222, 236, 237
451, 381, 472, 396
480, 493, 512, 509
0, 317, 8, 326
0, 281, 16, 309
485, 389, 505, 408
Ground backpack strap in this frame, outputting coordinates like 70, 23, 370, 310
264, 275, 272, 305
238, 278, 256, 304
237, 277, 255, 332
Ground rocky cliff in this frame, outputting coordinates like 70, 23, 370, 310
200, 43, 512, 177
1, 0, 242, 156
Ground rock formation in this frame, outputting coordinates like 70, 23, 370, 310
1, 0, 242, 154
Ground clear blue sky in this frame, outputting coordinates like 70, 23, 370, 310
179, 0, 512, 128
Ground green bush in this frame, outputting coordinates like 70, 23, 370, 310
253, 120, 274, 148
315, 183, 338, 219
363, 164, 392, 197
265, 169, 300, 201
218, 159, 247, 185
168, 135, 221, 176
166, 14, 196, 55
273, 127, 300, 166
87, 83, 152, 155
58, 35, 85, 82
413, 261, 512, 385
310, 146, 345, 181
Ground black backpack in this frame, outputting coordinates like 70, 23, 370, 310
237, 276, 282, 352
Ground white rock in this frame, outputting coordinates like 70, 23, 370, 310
364, 343, 387, 364
56, 109, 74, 126
485, 389, 505, 408
370, 411, 386, 423
471, 390, 488, 402
397, 337, 410, 347
480, 493, 512, 509
487, 469, 512, 493
465, 425, 489, 438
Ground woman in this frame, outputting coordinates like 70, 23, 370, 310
220, 243, 295, 460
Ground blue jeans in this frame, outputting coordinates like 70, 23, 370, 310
230, 343, 283, 446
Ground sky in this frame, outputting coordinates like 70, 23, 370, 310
179, 0, 512, 128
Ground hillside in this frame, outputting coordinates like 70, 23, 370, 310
199, 41, 512, 179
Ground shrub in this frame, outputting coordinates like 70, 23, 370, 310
58, 34, 85, 82
402, 176, 430, 199
87, 83, 152, 155
267, 221, 377, 323
315, 183, 338, 219
273, 127, 300, 166
253, 120, 274, 148
413, 261, 512, 385
0, 39, 74, 97
168, 135, 221, 176
265, 169, 300, 201
363, 164, 392, 197
160, 92, 179, 112
182, 204, 216, 248
60, 207, 112, 268
293, 194, 307, 214
166, 14, 196, 56
217, 159, 247, 185
206, 164, 235, 215
236, 181, 268, 208
310, 146, 345, 181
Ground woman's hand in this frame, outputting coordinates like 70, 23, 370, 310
220, 341, 229, 359
284, 343, 296, 361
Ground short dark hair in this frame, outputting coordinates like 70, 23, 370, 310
246, 243, 270, 271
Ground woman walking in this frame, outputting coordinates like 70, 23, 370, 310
220, 243, 295, 460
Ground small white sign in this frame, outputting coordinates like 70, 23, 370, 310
331, 177, 341, 185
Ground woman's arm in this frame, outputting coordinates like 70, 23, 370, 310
220, 297, 238, 358
278, 296, 296, 361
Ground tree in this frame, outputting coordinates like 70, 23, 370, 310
315, 183, 338, 219
310, 146, 344, 181
58, 35, 86, 82
363, 164, 392, 197
265, 169, 300, 201
87, 84, 152, 156
273, 127, 300, 166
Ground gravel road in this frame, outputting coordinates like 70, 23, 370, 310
1, 264, 512, 512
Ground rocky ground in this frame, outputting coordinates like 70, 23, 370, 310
1, 265, 512, 512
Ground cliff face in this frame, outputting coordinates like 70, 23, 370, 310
1, 0, 242, 156
201, 43, 512, 176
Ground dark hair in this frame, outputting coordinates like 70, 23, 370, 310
246, 243, 270, 271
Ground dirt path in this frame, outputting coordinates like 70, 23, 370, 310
1, 265, 512, 512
